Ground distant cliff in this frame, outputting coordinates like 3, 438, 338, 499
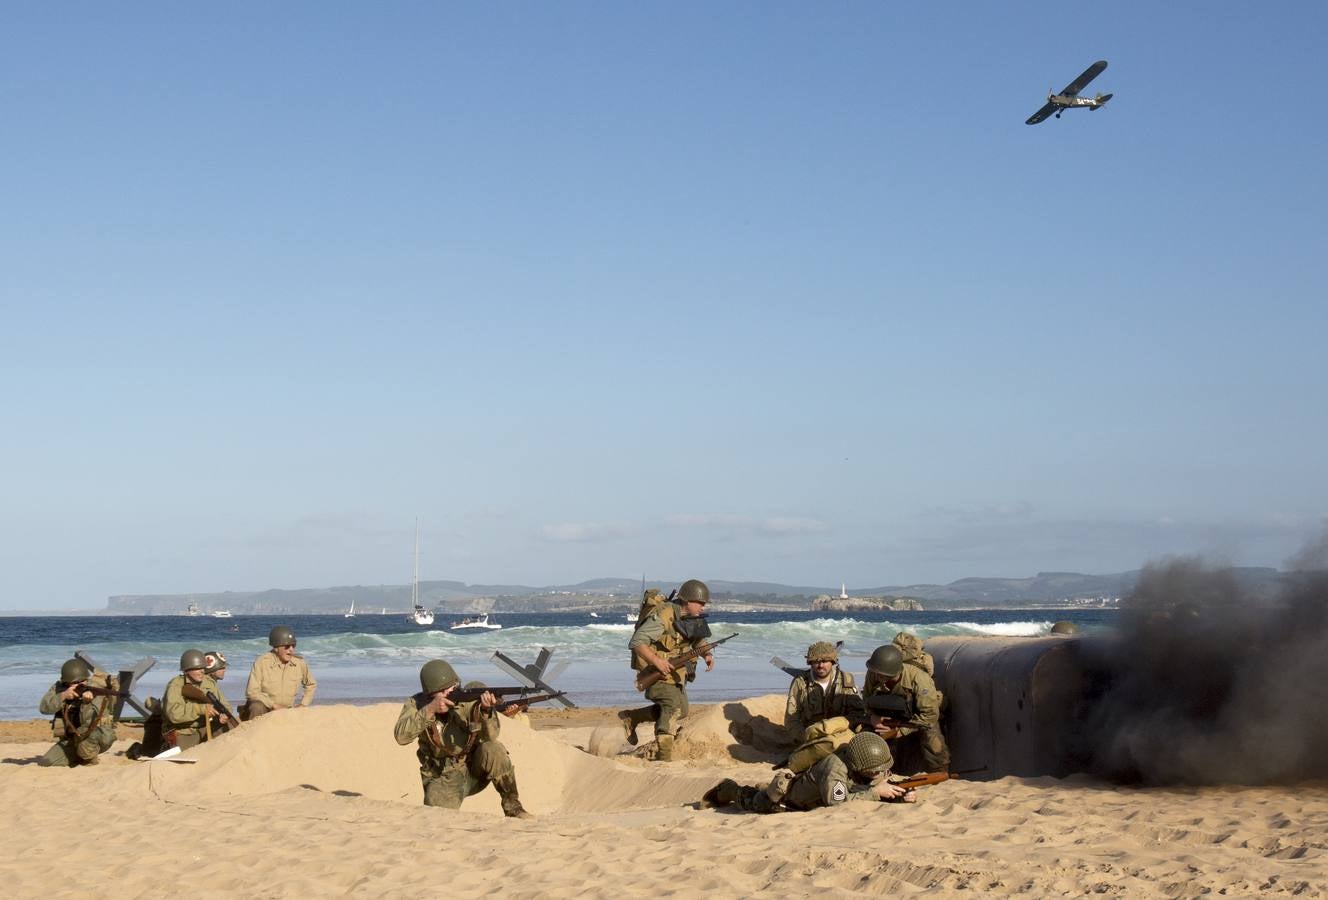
811, 595, 924, 612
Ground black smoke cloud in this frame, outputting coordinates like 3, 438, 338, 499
1081, 542, 1328, 785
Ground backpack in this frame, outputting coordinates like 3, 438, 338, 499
629, 589, 677, 672
893, 632, 934, 676
784, 716, 854, 774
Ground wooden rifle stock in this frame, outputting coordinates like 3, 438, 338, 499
634, 633, 738, 692
181, 683, 240, 726
893, 766, 987, 791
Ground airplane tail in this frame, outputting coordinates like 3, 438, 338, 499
1092, 92, 1114, 110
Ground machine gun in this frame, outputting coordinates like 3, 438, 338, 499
635, 633, 739, 692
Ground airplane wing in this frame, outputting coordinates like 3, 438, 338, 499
1060, 60, 1107, 97
1025, 101, 1058, 125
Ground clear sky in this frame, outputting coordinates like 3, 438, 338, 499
3, 2, 1325, 609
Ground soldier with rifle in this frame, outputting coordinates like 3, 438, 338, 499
863, 642, 950, 773
621, 579, 731, 761
163, 649, 235, 749
702, 733, 917, 813
394, 660, 534, 818
36, 657, 119, 767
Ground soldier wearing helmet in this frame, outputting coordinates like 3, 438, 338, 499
864, 635, 950, 773
161, 648, 235, 749
36, 657, 118, 767
620, 578, 715, 761
784, 640, 859, 744
245, 625, 317, 718
702, 732, 917, 813
393, 659, 532, 818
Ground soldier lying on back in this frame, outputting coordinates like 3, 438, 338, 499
37, 658, 118, 767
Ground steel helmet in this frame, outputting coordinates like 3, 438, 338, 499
1050, 621, 1078, 635
843, 732, 893, 776
677, 579, 710, 605
420, 659, 460, 694
865, 645, 904, 678
60, 658, 92, 684
268, 625, 296, 647
180, 648, 207, 671
203, 650, 228, 673
806, 641, 838, 663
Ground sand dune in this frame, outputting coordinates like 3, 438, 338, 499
3, 699, 1326, 897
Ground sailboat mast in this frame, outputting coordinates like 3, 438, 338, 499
412, 518, 420, 608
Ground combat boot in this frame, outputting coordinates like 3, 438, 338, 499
655, 733, 675, 762
494, 774, 534, 819
618, 706, 655, 746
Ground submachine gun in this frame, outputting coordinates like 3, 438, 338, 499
841, 692, 915, 729
181, 683, 241, 727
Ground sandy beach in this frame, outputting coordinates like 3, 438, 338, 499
2, 698, 1326, 898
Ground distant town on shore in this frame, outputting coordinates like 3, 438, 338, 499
90, 568, 1286, 617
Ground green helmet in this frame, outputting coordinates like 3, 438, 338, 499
268, 625, 296, 647
678, 579, 710, 605
1050, 621, 1078, 635
180, 648, 207, 671
806, 641, 838, 663
203, 650, 228, 673
462, 680, 486, 691
60, 658, 92, 684
420, 659, 460, 694
866, 645, 904, 678
843, 732, 893, 776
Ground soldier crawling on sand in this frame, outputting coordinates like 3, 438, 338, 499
701, 732, 916, 813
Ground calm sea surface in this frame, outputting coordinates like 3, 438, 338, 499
0, 608, 1117, 720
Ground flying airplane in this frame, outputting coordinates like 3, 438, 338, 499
1026, 60, 1113, 124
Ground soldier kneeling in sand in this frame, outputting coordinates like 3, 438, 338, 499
394, 659, 532, 818
37, 658, 118, 767
702, 732, 916, 813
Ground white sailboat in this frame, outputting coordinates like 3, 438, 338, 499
344, 599, 356, 619
406, 519, 434, 626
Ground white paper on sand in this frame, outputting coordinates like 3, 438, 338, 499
149, 746, 197, 764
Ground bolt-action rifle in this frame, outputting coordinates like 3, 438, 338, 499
634, 633, 739, 692
493, 692, 567, 716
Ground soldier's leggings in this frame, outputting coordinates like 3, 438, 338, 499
422, 740, 517, 809
643, 681, 689, 737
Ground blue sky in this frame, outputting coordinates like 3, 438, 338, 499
3, 3, 1325, 609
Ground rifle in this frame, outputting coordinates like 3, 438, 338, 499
892, 766, 987, 791
634, 633, 738, 692
494, 692, 567, 716
448, 685, 558, 705
181, 683, 241, 727
841, 692, 915, 728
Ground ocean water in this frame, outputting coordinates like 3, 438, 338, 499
0, 609, 1117, 720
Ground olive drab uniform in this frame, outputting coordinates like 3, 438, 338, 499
627, 602, 701, 759
162, 674, 232, 750
865, 663, 950, 773
393, 693, 525, 815
37, 676, 117, 767
785, 667, 858, 743
725, 745, 894, 814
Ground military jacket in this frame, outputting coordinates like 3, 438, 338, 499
162, 675, 211, 734
864, 664, 940, 738
785, 668, 858, 738
785, 750, 881, 810
245, 651, 318, 708
394, 694, 500, 777
39, 682, 116, 746
629, 604, 703, 686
